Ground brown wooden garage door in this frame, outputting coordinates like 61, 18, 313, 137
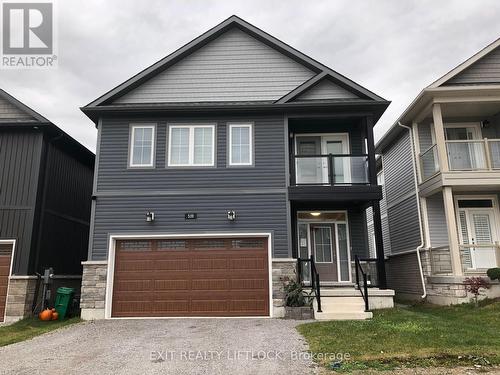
0, 243, 13, 322
112, 237, 269, 317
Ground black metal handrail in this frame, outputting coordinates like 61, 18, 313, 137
354, 255, 370, 312
291, 153, 370, 186
297, 255, 322, 313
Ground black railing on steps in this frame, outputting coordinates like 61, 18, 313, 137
297, 255, 322, 313
354, 255, 371, 312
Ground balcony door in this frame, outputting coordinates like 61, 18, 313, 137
444, 124, 485, 170
295, 134, 349, 185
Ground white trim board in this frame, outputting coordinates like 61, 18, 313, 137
0, 239, 16, 323
105, 232, 273, 320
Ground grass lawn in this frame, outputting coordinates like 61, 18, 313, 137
0, 317, 81, 347
297, 300, 500, 372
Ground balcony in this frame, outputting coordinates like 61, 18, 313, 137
419, 139, 500, 181
446, 139, 500, 171
291, 154, 369, 186
288, 154, 381, 202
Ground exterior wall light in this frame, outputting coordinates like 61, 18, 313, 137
227, 210, 236, 221
146, 211, 155, 222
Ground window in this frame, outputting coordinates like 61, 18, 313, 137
229, 123, 253, 166
168, 125, 215, 166
129, 125, 155, 167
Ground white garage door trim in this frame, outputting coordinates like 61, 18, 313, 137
105, 232, 273, 319
1, 239, 16, 323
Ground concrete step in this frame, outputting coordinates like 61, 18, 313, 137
314, 311, 373, 320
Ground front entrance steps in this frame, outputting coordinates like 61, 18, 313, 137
311, 286, 395, 320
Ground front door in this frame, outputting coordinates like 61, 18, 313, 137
310, 224, 337, 281
459, 208, 498, 270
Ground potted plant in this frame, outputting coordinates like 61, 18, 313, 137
283, 277, 314, 320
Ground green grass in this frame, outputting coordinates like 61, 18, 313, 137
297, 300, 500, 372
0, 317, 81, 347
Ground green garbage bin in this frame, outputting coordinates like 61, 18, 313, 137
54, 287, 75, 319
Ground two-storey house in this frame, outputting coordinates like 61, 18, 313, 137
0, 89, 94, 322
376, 38, 500, 304
80, 16, 394, 320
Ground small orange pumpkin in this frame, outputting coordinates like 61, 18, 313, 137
39, 308, 52, 321
51, 311, 59, 320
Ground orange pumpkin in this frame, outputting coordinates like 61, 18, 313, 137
39, 309, 52, 321
51, 311, 59, 320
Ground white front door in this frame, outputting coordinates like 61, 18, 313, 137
459, 208, 498, 269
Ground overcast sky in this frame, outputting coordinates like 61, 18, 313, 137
2, 0, 500, 152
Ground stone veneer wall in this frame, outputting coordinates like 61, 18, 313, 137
271, 260, 296, 318
5, 277, 37, 322
80, 261, 107, 320
80, 260, 296, 320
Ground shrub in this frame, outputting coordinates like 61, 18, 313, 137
486, 268, 500, 281
464, 277, 490, 307
283, 277, 313, 307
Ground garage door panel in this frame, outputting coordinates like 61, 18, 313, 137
112, 237, 269, 317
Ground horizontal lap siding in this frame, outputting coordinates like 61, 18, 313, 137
114, 28, 314, 103
386, 252, 424, 295
296, 79, 358, 100
445, 46, 500, 85
0, 97, 34, 121
92, 194, 288, 259
426, 193, 448, 247
97, 116, 286, 190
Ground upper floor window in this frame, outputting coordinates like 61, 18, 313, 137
229, 123, 253, 166
168, 124, 215, 167
129, 124, 155, 167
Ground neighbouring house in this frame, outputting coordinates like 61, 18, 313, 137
375, 38, 500, 304
0, 89, 94, 322
80, 15, 394, 321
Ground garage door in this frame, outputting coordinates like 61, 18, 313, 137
111, 237, 269, 317
0, 243, 13, 322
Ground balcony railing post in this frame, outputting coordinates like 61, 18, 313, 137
484, 138, 492, 170
328, 154, 334, 186
297, 257, 302, 283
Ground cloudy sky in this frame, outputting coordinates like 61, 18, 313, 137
2, 0, 500, 151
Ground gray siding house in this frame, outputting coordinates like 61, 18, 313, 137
0, 89, 94, 322
80, 16, 394, 320
375, 38, 500, 304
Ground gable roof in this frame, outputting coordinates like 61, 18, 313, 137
84, 15, 385, 109
0, 89, 50, 123
429, 37, 500, 88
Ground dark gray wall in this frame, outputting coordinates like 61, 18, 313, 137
97, 116, 286, 191
386, 252, 424, 296
91, 193, 289, 259
0, 130, 43, 274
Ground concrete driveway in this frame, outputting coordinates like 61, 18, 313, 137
0, 319, 317, 375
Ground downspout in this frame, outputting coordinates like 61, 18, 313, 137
397, 122, 427, 299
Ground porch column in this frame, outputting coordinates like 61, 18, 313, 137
432, 103, 449, 172
371, 200, 387, 289
365, 115, 387, 289
442, 187, 463, 275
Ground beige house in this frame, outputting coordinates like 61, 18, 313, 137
376, 38, 500, 304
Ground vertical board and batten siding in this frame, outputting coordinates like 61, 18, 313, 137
97, 116, 286, 190
0, 97, 34, 121
0, 130, 43, 274
295, 79, 359, 101
426, 193, 449, 247
91, 194, 289, 260
348, 208, 369, 259
444, 46, 500, 85
114, 27, 315, 104
36, 142, 94, 274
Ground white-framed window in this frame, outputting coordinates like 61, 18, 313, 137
229, 123, 253, 166
167, 124, 215, 167
129, 124, 155, 167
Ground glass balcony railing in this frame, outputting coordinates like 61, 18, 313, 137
292, 154, 369, 186
419, 144, 440, 180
